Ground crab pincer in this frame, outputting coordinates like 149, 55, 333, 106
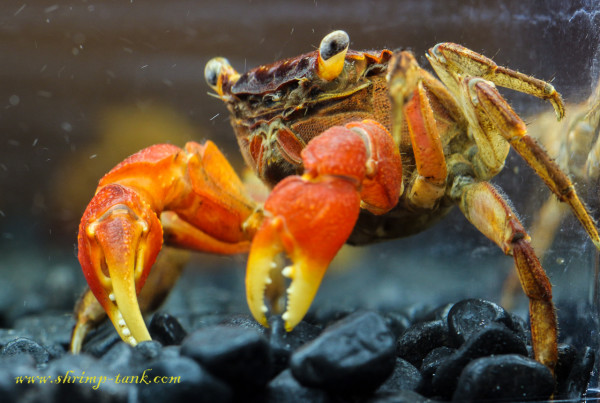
246, 120, 402, 330
75, 142, 256, 349
78, 184, 163, 345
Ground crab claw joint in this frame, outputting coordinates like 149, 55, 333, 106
78, 184, 163, 346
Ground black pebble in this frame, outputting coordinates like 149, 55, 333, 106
416, 303, 454, 324
98, 341, 133, 373
133, 340, 162, 361
80, 321, 121, 357
290, 311, 396, 394
44, 352, 129, 402
181, 325, 272, 389
419, 346, 455, 395
130, 340, 163, 373
12, 313, 76, 349
268, 315, 321, 376
266, 369, 332, 403
218, 314, 268, 335
137, 356, 233, 403
382, 311, 411, 338
0, 355, 40, 403
556, 346, 596, 399
555, 343, 577, 390
396, 319, 449, 367
508, 312, 531, 345
149, 312, 187, 346
452, 354, 554, 401
305, 304, 356, 328
1, 337, 50, 365
376, 358, 423, 394
447, 299, 514, 347
431, 322, 527, 398
367, 389, 436, 403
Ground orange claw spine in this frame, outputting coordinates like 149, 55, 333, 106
77, 141, 256, 346
246, 119, 402, 331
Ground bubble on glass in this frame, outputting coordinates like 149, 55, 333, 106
8, 95, 20, 106
61, 122, 73, 132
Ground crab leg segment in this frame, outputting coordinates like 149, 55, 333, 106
453, 178, 557, 373
247, 120, 402, 330
404, 83, 448, 208
77, 142, 255, 346
468, 79, 600, 250
428, 43, 564, 119
387, 51, 448, 209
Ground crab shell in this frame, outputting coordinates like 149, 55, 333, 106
218, 48, 394, 187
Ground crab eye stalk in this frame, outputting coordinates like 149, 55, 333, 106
317, 30, 350, 81
204, 57, 239, 96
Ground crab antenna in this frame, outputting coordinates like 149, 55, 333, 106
317, 30, 349, 81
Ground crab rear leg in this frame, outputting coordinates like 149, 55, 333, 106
428, 43, 600, 250
474, 78, 600, 250
73, 142, 256, 349
453, 178, 558, 373
246, 120, 402, 330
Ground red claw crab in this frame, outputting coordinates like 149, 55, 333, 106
71, 30, 600, 376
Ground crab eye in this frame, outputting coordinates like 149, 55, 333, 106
205, 57, 240, 96
317, 30, 350, 81
319, 30, 350, 61
204, 57, 230, 88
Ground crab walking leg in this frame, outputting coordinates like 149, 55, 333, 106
427, 43, 565, 120
77, 142, 256, 346
403, 82, 448, 208
427, 43, 600, 248
581, 99, 600, 180
501, 198, 568, 310
468, 79, 600, 250
453, 178, 558, 373
246, 120, 402, 331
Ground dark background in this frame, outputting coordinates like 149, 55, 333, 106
0, 0, 599, 381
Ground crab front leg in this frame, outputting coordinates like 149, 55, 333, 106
74, 142, 256, 348
246, 120, 403, 330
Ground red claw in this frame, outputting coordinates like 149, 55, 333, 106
78, 184, 163, 345
75, 141, 256, 348
246, 120, 402, 330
